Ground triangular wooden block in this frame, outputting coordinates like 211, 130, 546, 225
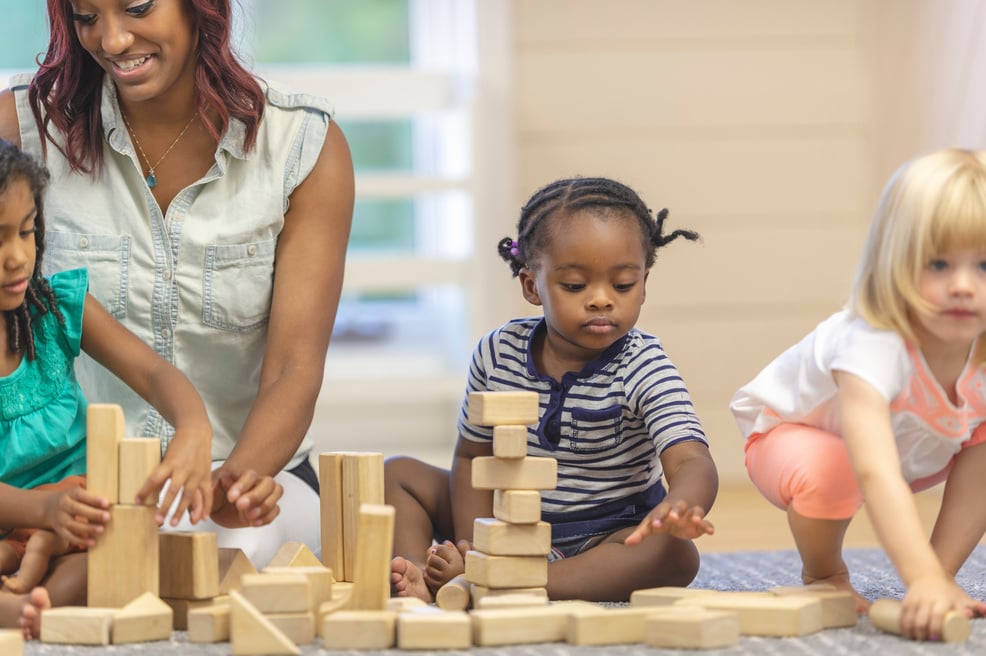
229, 591, 300, 655
219, 548, 258, 594
112, 592, 173, 644
266, 542, 321, 569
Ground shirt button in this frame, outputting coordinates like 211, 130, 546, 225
163, 270, 172, 281
79, 237, 90, 248
247, 245, 257, 257
161, 327, 172, 338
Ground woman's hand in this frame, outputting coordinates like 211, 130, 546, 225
209, 466, 283, 529
134, 426, 214, 527
42, 485, 110, 549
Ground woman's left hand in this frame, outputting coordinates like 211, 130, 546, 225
209, 466, 283, 528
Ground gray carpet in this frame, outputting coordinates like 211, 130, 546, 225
22, 546, 986, 654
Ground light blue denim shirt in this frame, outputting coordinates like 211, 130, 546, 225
12, 73, 332, 467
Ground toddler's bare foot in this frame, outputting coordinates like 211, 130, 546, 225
18, 587, 50, 640
423, 540, 470, 595
804, 571, 870, 613
390, 557, 433, 603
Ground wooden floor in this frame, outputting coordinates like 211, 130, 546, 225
697, 483, 947, 553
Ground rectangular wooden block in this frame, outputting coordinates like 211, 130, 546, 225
117, 438, 161, 505
566, 606, 663, 645
241, 573, 311, 614
88, 505, 158, 608
473, 518, 551, 556
322, 610, 396, 649
41, 607, 115, 645
159, 531, 220, 600
86, 404, 124, 503
188, 604, 230, 643
264, 566, 333, 612
470, 601, 596, 646
472, 456, 557, 490
630, 586, 748, 607
468, 391, 540, 426
163, 596, 226, 631
396, 608, 471, 650
341, 452, 385, 583
493, 490, 541, 524
318, 452, 345, 580
343, 503, 394, 611
493, 425, 528, 458
219, 547, 258, 594
769, 585, 857, 628
464, 550, 547, 589
111, 592, 173, 644
475, 593, 549, 609
267, 611, 315, 645
644, 607, 741, 649
470, 584, 548, 607
0, 629, 22, 655
674, 594, 824, 637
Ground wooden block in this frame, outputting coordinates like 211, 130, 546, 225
230, 591, 300, 655
473, 518, 551, 556
869, 598, 970, 643
219, 547, 258, 594
241, 573, 311, 614
465, 550, 547, 588
493, 425, 528, 458
0, 629, 22, 655
86, 404, 124, 503
332, 581, 353, 600
266, 611, 315, 645
472, 456, 557, 490
40, 607, 115, 645
674, 593, 824, 637
341, 452, 385, 583
322, 610, 396, 649
467, 391, 539, 426
266, 541, 322, 569
343, 503, 394, 611
159, 531, 220, 600
263, 566, 333, 612
435, 574, 471, 611
318, 452, 345, 580
188, 604, 230, 643
644, 607, 741, 649
475, 592, 549, 609
386, 597, 427, 612
470, 601, 597, 646
770, 585, 857, 628
163, 596, 226, 630
567, 606, 669, 645
631, 586, 748, 607
111, 592, 173, 644
88, 504, 158, 608
493, 489, 541, 524
117, 438, 161, 505
396, 607, 471, 650
470, 584, 548, 607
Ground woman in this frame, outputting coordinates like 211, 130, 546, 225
0, 0, 355, 566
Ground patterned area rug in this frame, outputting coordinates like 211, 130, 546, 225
23, 546, 986, 655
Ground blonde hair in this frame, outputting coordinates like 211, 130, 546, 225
850, 148, 986, 345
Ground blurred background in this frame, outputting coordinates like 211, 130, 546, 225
3, 0, 986, 494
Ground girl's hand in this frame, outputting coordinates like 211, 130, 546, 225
42, 486, 111, 549
209, 467, 283, 529
134, 426, 213, 527
624, 499, 715, 545
900, 575, 986, 641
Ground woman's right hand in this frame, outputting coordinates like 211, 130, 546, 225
42, 486, 111, 549
900, 574, 986, 641
208, 466, 283, 529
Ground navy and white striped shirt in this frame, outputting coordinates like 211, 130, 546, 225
458, 317, 707, 516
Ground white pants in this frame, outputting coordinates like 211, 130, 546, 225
159, 460, 320, 569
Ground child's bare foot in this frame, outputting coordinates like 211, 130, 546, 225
423, 540, 470, 595
390, 557, 433, 602
804, 571, 870, 613
20, 587, 51, 639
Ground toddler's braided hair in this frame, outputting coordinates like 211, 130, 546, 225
497, 176, 699, 277
0, 140, 63, 361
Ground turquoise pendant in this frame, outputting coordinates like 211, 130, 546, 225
147, 171, 158, 188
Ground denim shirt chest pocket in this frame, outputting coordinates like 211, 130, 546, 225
43, 230, 131, 319
569, 405, 624, 453
202, 238, 276, 332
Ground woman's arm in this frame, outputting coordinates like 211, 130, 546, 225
80, 295, 213, 524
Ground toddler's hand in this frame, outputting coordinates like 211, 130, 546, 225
624, 499, 714, 545
209, 467, 283, 529
135, 426, 213, 526
42, 485, 110, 549
899, 575, 986, 641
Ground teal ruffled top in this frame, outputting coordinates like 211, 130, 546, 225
0, 268, 88, 489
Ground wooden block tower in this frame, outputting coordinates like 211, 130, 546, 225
460, 392, 557, 607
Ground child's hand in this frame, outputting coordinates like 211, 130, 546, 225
42, 486, 110, 549
209, 467, 283, 529
899, 575, 986, 641
624, 499, 714, 545
135, 426, 213, 527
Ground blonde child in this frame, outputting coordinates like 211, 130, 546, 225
0, 140, 213, 638
731, 148, 986, 641
387, 176, 718, 603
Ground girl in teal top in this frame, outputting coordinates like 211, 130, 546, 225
0, 140, 214, 639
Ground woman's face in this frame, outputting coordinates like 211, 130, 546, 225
68, 0, 198, 107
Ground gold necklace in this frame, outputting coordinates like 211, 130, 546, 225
120, 111, 197, 189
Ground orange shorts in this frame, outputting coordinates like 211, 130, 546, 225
744, 423, 986, 520
0, 475, 87, 559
